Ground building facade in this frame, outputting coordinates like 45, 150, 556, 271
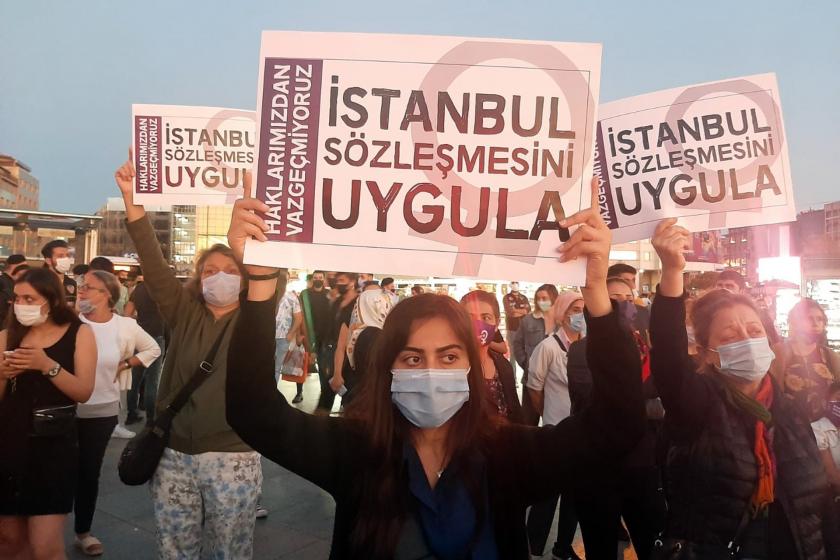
0, 154, 40, 210
97, 198, 171, 262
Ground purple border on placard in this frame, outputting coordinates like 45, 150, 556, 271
256, 58, 322, 243
133, 116, 162, 194
594, 123, 618, 230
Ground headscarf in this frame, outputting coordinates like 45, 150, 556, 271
552, 291, 584, 327
346, 289, 393, 368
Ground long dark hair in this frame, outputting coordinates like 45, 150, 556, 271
344, 294, 495, 558
6, 268, 78, 350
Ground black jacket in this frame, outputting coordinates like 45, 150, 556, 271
650, 293, 839, 559
227, 298, 645, 560
489, 350, 524, 424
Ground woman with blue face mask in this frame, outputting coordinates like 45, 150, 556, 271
650, 218, 839, 559
114, 152, 264, 559
225, 177, 646, 560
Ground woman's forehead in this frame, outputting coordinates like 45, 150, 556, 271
404, 316, 461, 348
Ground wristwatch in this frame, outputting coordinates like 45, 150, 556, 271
43, 361, 61, 378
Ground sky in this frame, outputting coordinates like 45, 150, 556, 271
1, 0, 838, 214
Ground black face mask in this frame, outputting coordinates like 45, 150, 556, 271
312, 279, 324, 290
327, 277, 337, 289
336, 283, 350, 295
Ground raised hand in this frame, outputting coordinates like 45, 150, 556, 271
651, 218, 690, 272
651, 218, 690, 297
114, 147, 145, 221
557, 176, 612, 316
227, 171, 270, 263
114, 147, 135, 198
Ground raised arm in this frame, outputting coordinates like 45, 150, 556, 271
649, 219, 716, 434
224, 193, 353, 496
114, 148, 192, 327
499, 178, 645, 502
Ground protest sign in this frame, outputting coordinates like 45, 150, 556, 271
132, 104, 255, 206
594, 73, 795, 243
244, 31, 601, 285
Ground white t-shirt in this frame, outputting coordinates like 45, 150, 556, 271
275, 291, 301, 339
812, 417, 840, 469
79, 314, 121, 409
526, 332, 571, 426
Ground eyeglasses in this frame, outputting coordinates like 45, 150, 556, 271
78, 284, 107, 294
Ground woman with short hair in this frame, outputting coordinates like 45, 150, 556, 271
72, 269, 160, 556
650, 218, 838, 558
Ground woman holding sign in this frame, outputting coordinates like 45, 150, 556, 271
114, 152, 262, 560
225, 178, 646, 559
649, 219, 839, 559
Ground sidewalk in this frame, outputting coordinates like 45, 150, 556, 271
64, 375, 628, 559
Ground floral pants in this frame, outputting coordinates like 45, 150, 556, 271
151, 448, 262, 559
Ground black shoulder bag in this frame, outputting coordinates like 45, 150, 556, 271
118, 319, 232, 486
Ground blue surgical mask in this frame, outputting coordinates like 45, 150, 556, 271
713, 337, 775, 382
391, 369, 470, 428
201, 271, 242, 307
537, 300, 552, 312
569, 312, 587, 335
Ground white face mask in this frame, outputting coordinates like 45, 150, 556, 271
390, 369, 470, 428
55, 257, 73, 274
78, 299, 97, 315
14, 303, 48, 326
713, 337, 775, 382
201, 271, 242, 307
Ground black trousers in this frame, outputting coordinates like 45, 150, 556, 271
519, 366, 541, 426
74, 415, 118, 534
316, 343, 336, 412
527, 491, 578, 556
575, 466, 666, 560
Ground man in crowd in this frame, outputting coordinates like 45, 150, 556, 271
608, 263, 650, 343
502, 282, 530, 377
124, 272, 166, 426
715, 269, 780, 344
299, 270, 333, 405
317, 272, 357, 412
42, 239, 77, 305
0, 254, 26, 325
411, 284, 424, 296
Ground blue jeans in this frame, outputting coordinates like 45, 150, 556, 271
274, 338, 291, 384
127, 335, 165, 425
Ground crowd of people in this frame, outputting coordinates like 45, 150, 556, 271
0, 160, 839, 560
